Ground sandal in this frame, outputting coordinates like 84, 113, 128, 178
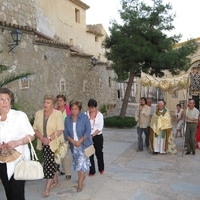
43, 190, 50, 197
77, 184, 83, 192
65, 175, 71, 179
50, 182, 60, 189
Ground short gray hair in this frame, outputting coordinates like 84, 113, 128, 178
43, 94, 56, 105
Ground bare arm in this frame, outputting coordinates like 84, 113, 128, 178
7, 134, 35, 149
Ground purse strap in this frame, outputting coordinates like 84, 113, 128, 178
26, 137, 39, 161
55, 131, 59, 149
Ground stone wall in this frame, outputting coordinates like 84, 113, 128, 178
0, 0, 36, 28
0, 29, 117, 117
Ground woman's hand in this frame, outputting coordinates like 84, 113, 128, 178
7, 140, 19, 149
74, 140, 82, 147
42, 137, 50, 145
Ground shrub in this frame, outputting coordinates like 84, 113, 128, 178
100, 104, 107, 114
104, 116, 137, 128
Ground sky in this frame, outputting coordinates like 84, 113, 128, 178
83, 0, 200, 42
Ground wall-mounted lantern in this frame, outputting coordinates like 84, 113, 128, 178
89, 57, 98, 70
8, 29, 23, 53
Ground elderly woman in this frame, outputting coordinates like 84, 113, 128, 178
86, 99, 104, 176
0, 88, 35, 200
33, 95, 64, 197
64, 100, 92, 192
56, 94, 72, 179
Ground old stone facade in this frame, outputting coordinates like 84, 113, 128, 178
0, 0, 118, 117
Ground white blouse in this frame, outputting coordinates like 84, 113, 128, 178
0, 109, 35, 179
86, 111, 104, 135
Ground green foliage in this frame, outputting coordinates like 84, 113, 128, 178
29, 115, 35, 126
100, 104, 107, 114
11, 102, 23, 110
103, 0, 198, 81
104, 116, 137, 128
0, 53, 33, 87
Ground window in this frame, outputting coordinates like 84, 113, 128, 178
70, 38, 73, 45
95, 36, 98, 42
75, 8, 80, 23
109, 77, 111, 87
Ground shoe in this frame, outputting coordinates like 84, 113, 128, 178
89, 173, 95, 177
185, 152, 191, 155
153, 151, 158, 155
77, 187, 83, 192
42, 190, 50, 197
136, 149, 143, 152
66, 175, 71, 179
192, 151, 195, 155
100, 170, 104, 175
77, 183, 83, 192
50, 183, 60, 189
58, 171, 65, 176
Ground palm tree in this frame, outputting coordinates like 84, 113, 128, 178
0, 63, 32, 87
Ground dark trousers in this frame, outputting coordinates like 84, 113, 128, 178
185, 122, 198, 153
89, 134, 104, 174
137, 126, 150, 151
0, 163, 25, 200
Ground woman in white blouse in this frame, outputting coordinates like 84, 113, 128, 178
86, 99, 104, 176
0, 88, 35, 200
174, 104, 184, 137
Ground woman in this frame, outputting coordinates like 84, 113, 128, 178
33, 95, 64, 197
56, 94, 72, 179
174, 104, 184, 137
0, 88, 35, 200
86, 99, 104, 176
195, 113, 200, 149
64, 100, 92, 192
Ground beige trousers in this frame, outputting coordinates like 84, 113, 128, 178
62, 146, 72, 175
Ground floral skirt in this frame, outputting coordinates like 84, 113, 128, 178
72, 147, 90, 172
42, 145, 58, 179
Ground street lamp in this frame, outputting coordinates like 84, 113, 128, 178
8, 29, 23, 53
91, 57, 98, 67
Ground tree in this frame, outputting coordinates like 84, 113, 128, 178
0, 54, 32, 87
103, 0, 198, 118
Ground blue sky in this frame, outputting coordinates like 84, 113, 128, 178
83, 0, 200, 42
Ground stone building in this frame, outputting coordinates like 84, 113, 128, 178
0, 0, 118, 117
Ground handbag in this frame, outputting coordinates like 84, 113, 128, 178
54, 132, 68, 165
84, 145, 95, 157
14, 137, 44, 180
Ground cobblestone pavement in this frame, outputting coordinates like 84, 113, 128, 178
1, 126, 200, 200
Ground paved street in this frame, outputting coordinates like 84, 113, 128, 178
1, 126, 200, 200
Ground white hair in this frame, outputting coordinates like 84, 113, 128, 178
158, 101, 164, 105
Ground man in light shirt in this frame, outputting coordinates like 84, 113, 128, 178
184, 99, 199, 155
135, 97, 151, 151
147, 98, 156, 117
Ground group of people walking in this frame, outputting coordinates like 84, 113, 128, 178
135, 97, 200, 155
0, 88, 104, 199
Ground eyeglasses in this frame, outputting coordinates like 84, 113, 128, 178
0, 98, 11, 103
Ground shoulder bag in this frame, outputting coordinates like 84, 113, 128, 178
14, 137, 44, 180
54, 132, 68, 164
84, 145, 95, 157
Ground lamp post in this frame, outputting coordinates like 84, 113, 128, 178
8, 29, 23, 53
